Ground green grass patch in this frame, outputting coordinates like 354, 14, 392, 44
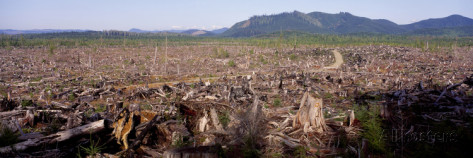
273, 97, 282, 107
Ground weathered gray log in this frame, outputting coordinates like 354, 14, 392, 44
0, 110, 25, 118
18, 132, 44, 141
0, 119, 106, 153
51, 101, 72, 109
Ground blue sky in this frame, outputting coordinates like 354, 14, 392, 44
1, 0, 472, 31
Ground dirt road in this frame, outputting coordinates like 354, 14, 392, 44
312, 49, 343, 72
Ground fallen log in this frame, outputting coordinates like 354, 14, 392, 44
51, 101, 72, 109
18, 132, 44, 141
0, 110, 26, 118
277, 136, 301, 148
0, 119, 106, 153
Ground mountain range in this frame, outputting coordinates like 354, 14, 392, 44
222, 11, 473, 37
1, 11, 472, 37
0, 29, 92, 35
0, 28, 229, 36
127, 28, 228, 36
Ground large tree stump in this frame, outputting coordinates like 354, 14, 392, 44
293, 91, 328, 133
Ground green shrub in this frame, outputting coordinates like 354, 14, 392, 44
218, 111, 230, 128
228, 60, 236, 67
95, 104, 106, 113
355, 105, 386, 154
45, 118, 61, 134
21, 100, 33, 107
68, 93, 76, 101
293, 146, 308, 158
48, 45, 56, 55
78, 135, 104, 157
221, 49, 229, 58
273, 98, 282, 107
243, 135, 261, 158
259, 55, 268, 65
0, 126, 19, 147
22, 127, 42, 134
172, 135, 190, 148
289, 54, 298, 60
84, 109, 94, 118
323, 92, 333, 99
213, 47, 230, 58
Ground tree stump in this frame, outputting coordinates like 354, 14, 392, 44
293, 91, 328, 133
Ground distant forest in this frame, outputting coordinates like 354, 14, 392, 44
1, 31, 472, 51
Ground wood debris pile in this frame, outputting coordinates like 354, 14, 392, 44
1, 45, 472, 157
381, 74, 473, 156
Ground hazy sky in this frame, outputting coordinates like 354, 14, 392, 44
1, 0, 472, 31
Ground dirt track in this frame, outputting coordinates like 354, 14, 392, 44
324, 50, 343, 69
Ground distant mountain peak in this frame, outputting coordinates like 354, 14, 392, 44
447, 14, 465, 18
403, 14, 473, 30
222, 11, 473, 37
